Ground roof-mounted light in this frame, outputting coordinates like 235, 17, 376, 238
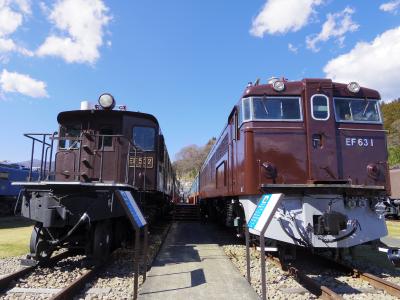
267, 77, 279, 85
272, 80, 285, 92
347, 82, 360, 93
98, 93, 115, 110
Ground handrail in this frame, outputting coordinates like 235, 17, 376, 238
24, 133, 55, 181
23, 132, 146, 189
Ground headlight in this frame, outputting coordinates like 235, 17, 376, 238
347, 82, 360, 93
98, 93, 115, 110
272, 80, 285, 92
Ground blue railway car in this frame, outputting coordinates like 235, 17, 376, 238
0, 163, 38, 216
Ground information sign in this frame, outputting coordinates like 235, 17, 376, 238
248, 193, 283, 233
116, 190, 147, 229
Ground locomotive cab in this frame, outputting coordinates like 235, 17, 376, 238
55, 109, 159, 189
14, 95, 177, 264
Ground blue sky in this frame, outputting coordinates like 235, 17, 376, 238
0, 0, 399, 162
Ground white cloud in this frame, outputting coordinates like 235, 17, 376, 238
324, 27, 400, 101
13, 0, 31, 14
288, 43, 298, 53
36, 0, 111, 64
0, 69, 48, 98
0, 0, 32, 57
0, 38, 33, 56
250, 0, 323, 37
306, 7, 359, 52
0, 5, 23, 37
380, 0, 400, 13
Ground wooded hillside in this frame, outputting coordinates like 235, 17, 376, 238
172, 137, 216, 182
381, 99, 400, 167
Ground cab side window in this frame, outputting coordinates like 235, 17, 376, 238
98, 127, 114, 149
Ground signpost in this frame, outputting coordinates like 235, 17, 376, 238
115, 190, 148, 300
245, 193, 283, 300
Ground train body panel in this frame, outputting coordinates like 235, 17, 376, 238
200, 79, 389, 199
0, 164, 36, 196
197, 78, 389, 251
0, 164, 38, 216
240, 194, 387, 248
390, 169, 400, 199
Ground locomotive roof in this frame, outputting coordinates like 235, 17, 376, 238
57, 109, 159, 126
241, 78, 381, 100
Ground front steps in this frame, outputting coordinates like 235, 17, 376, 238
173, 204, 200, 221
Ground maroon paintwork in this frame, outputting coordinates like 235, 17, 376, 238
199, 79, 390, 199
55, 109, 177, 198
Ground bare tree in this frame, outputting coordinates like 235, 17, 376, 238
173, 138, 216, 181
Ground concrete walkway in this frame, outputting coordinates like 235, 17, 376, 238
138, 222, 259, 300
381, 235, 400, 248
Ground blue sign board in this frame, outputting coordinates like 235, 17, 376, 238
248, 193, 283, 233
116, 190, 147, 228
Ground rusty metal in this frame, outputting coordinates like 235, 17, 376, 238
358, 272, 400, 298
142, 224, 149, 283
260, 233, 267, 300
0, 266, 35, 292
327, 258, 400, 298
245, 225, 251, 284
267, 255, 343, 300
314, 253, 400, 299
0, 251, 70, 292
133, 229, 140, 300
50, 266, 101, 300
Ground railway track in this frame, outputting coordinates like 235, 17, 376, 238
0, 221, 171, 300
56, 221, 172, 300
0, 251, 70, 294
50, 263, 103, 300
267, 255, 342, 299
267, 252, 400, 299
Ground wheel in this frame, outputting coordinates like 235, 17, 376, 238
92, 220, 112, 263
29, 224, 53, 264
113, 219, 128, 249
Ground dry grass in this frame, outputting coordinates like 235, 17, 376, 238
0, 217, 33, 258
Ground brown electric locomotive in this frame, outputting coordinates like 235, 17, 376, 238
197, 78, 393, 260
14, 94, 177, 263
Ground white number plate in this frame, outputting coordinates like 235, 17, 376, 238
345, 137, 374, 147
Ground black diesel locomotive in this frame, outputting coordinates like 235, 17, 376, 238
15, 94, 178, 263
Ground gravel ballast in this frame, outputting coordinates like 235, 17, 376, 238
223, 244, 314, 300
223, 244, 400, 300
0, 222, 171, 300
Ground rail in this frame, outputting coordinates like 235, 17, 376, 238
267, 254, 343, 299
23, 132, 147, 190
268, 250, 400, 299
0, 251, 70, 293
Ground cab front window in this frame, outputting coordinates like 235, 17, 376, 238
59, 125, 81, 149
133, 127, 155, 151
334, 98, 381, 123
252, 97, 302, 121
